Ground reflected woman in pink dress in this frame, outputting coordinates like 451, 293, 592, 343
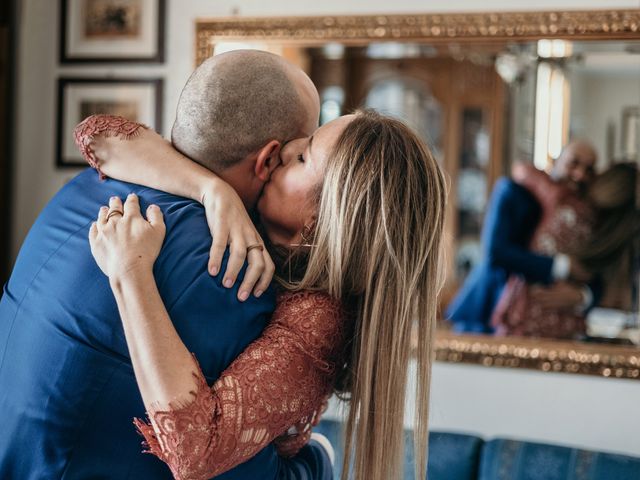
492, 161, 639, 339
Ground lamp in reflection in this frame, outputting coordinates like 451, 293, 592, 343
321, 43, 345, 60
537, 39, 573, 59
319, 86, 344, 125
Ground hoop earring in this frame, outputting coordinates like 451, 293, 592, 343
290, 222, 316, 249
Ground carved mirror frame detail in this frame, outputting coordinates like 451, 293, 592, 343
196, 10, 640, 65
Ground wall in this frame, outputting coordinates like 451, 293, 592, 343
325, 361, 640, 458
570, 71, 640, 168
11, 0, 640, 460
428, 363, 640, 457
581, 74, 640, 166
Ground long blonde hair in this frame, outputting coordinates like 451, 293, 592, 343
291, 110, 446, 480
576, 162, 639, 272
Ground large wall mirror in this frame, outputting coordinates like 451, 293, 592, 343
196, 10, 640, 379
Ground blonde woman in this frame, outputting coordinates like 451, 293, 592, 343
85, 110, 446, 480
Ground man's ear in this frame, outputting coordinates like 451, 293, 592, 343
254, 140, 281, 182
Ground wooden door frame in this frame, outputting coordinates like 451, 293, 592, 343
0, 0, 16, 284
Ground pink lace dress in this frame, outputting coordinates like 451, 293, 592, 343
74, 115, 349, 480
491, 165, 595, 339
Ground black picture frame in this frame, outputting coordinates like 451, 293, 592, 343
56, 77, 163, 168
59, 0, 165, 63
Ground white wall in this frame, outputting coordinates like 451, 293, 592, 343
582, 75, 640, 166
11, 0, 640, 461
429, 363, 640, 457
325, 361, 640, 458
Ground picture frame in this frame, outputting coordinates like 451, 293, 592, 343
60, 0, 165, 63
56, 77, 163, 168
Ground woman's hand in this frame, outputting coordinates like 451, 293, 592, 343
202, 182, 275, 301
89, 194, 165, 280
88, 124, 274, 301
529, 281, 585, 311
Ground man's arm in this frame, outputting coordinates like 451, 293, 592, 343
483, 178, 556, 284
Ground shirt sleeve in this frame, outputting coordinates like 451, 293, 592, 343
551, 253, 571, 281
484, 178, 555, 284
133, 290, 346, 480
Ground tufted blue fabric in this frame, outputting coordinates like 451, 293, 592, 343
479, 439, 640, 480
317, 420, 640, 480
315, 420, 481, 480
423, 432, 483, 480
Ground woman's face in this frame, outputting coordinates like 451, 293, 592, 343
257, 115, 355, 246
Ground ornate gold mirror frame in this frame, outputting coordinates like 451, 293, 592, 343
195, 10, 640, 380
196, 10, 640, 65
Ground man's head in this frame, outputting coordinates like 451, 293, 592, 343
171, 50, 320, 206
552, 140, 597, 192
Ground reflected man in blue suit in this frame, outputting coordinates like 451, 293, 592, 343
446, 141, 600, 334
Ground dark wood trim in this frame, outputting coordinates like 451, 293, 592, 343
0, 0, 16, 284
59, 0, 166, 64
56, 77, 163, 168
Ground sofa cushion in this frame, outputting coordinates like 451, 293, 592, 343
315, 420, 482, 480
479, 439, 640, 480
424, 431, 483, 480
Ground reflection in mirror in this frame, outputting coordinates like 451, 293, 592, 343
212, 39, 640, 346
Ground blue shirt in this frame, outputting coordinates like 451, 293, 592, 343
0, 169, 317, 479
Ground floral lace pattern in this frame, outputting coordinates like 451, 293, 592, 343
134, 291, 346, 480
72, 116, 349, 479
492, 165, 595, 338
73, 114, 147, 179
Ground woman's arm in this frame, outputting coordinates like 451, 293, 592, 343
511, 162, 557, 210
89, 195, 345, 479
74, 115, 217, 205
76, 114, 274, 299
90, 194, 198, 404
133, 292, 341, 479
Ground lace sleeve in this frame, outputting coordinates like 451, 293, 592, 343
73, 114, 147, 179
134, 290, 346, 480
511, 162, 559, 210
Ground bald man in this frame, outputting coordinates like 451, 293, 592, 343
551, 140, 597, 193
446, 141, 600, 334
0, 51, 331, 479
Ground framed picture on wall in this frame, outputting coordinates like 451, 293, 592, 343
60, 0, 165, 63
56, 77, 163, 167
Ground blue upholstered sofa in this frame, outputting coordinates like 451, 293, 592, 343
315, 420, 640, 480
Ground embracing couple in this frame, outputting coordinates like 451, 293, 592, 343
0, 50, 445, 480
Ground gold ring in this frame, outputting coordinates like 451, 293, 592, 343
107, 210, 124, 220
247, 243, 264, 253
